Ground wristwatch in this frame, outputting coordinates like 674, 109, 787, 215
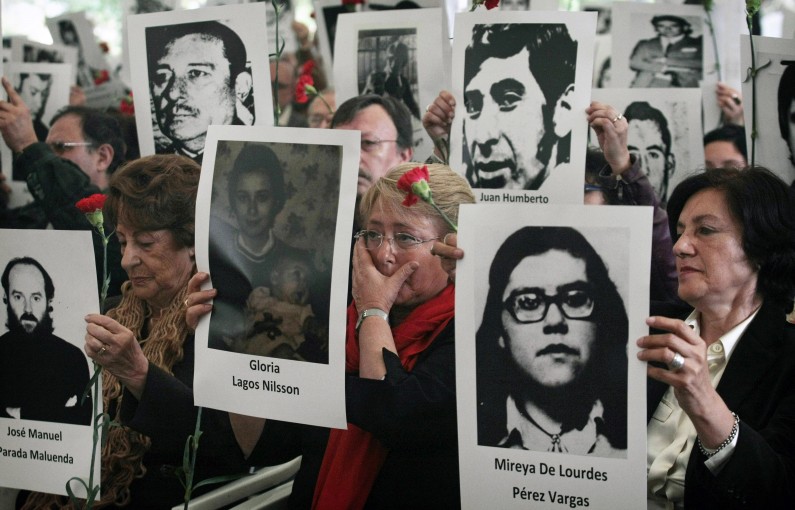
355, 308, 389, 332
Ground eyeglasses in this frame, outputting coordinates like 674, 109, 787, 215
503, 287, 595, 323
48, 141, 96, 154
354, 230, 438, 251
361, 138, 398, 153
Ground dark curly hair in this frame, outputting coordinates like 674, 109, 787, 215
104, 154, 200, 248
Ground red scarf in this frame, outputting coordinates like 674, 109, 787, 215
312, 284, 455, 510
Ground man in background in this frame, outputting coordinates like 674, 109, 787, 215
332, 95, 413, 204
307, 88, 336, 129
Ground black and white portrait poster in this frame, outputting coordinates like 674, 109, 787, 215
740, 35, 795, 185
0, 229, 100, 497
193, 125, 359, 428
120, 0, 179, 86
611, 2, 716, 92
127, 3, 273, 164
450, 11, 596, 204
455, 204, 650, 509
1, 62, 72, 208
213, 0, 297, 58
6, 37, 79, 85
45, 11, 111, 90
592, 87, 704, 205
333, 9, 446, 159
580, 1, 612, 88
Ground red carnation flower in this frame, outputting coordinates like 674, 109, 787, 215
93, 69, 110, 86
120, 92, 134, 116
295, 74, 315, 104
485, 0, 499, 9
76, 194, 107, 214
301, 60, 315, 76
396, 165, 430, 207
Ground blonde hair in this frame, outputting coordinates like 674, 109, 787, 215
359, 163, 475, 235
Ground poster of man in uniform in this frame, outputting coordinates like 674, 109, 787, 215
0, 229, 100, 497
611, 2, 717, 96
740, 35, 795, 185
126, 3, 273, 164
194, 125, 358, 429
455, 204, 650, 509
450, 11, 596, 204
333, 9, 447, 158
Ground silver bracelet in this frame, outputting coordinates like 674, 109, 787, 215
697, 412, 739, 458
355, 308, 389, 332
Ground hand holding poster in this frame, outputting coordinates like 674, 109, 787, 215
0, 230, 100, 498
455, 204, 650, 509
450, 11, 596, 204
193, 125, 359, 429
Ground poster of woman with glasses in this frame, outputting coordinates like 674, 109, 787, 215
455, 204, 649, 508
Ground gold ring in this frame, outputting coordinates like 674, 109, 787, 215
99, 346, 107, 356
611, 114, 623, 124
184, 298, 190, 308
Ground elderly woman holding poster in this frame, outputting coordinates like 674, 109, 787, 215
641, 167, 795, 509
20, 155, 285, 509
188, 163, 475, 509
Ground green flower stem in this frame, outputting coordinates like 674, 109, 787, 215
314, 92, 334, 115
86, 360, 102, 510
429, 200, 457, 232
69, 217, 112, 508
747, 18, 757, 167
183, 407, 204, 509
272, 0, 283, 125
